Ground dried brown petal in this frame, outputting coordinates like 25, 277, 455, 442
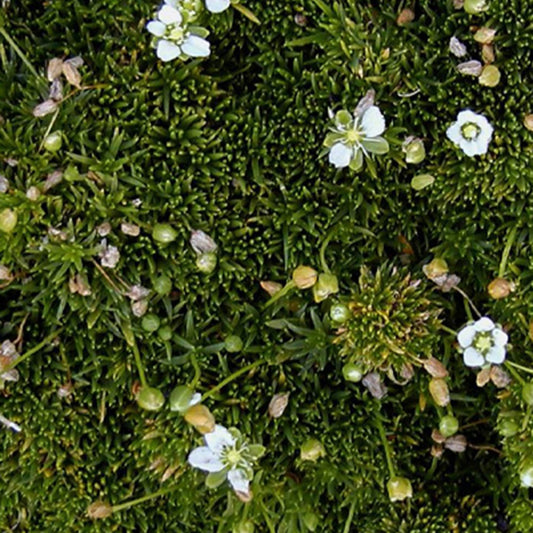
423, 357, 449, 378
439, 274, 461, 293
400, 362, 415, 383
0, 264, 12, 281
431, 429, 446, 444
33, 99, 58, 118
62, 62, 82, 89
69, 274, 92, 296
294, 13, 307, 26
26, 186, 40, 201
126, 285, 150, 301
268, 392, 290, 418
429, 378, 450, 407
48, 227, 68, 241
97, 222, 112, 237
431, 443, 444, 458
65, 56, 84, 68
260, 280, 283, 296
362, 372, 388, 399
354, 89, 375, 117
524, 114, 533, 132
87, 501, 113, 519
490, 366, 511, 388
161, 465, 179, 482
481, 43, 495, 64
457, 60, 483, 77
449, 36, 467, 58
131, 299, 148, 318
47, 58, 64, 81
190, 229, 217, 254
235, 488, 253, 502
0, 340, 17, 358
476, 366, 491, 387
44, 170, 63, 191
49, 78, 64, 101
444, 434, 467, 453
121, 222, 140, 237
397, 8, 415, 25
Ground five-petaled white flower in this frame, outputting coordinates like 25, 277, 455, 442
188, 424, 264, 494
457, 317, 508, 368
446, 110, 493, 157
147, 4, 210, 62
324, 104, 389, 171
205, 0, 230, 12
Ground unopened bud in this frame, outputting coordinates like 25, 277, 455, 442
0, 208, 17, 233
439, 415, 459, 438
33, 99, 58, 118
152, 223, 177, 244
457, 60, 483, 77
474, 27, 496, 44
464, 0, 488, 14
184, 404, 215, 434
330, 303, 351, 324
411, 173, 434, 190
268, 392, 290, 418
153, 275, 172, 295
87, 501, 113, 519
190, 229, 217, 254
300, 438, 326, 462
43, 131, 62, 152
312, 273, 339, 303
292, 265, 318, 289
487, 277, 513, 299
429, 378, 450, 407
396, 8, 414, 25
524, 114, 533, 132
136, 386, 165, 411
403, 137, 426, 164
479, 65, 500, 87
260, 280, 283, 296
224, 335, 243, 353
387, 477, 413, 502
342, 363, 363, 383
196, 252, 217, 273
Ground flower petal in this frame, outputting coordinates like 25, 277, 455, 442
227, 468, 250, 493
486, 344, 506, 365
360, 106, 386, 137
475, 317, 495, 332
189, 392, 202, 407
158, 5, 183, 25
146, 20, 166, 37
446, 122, 462, 146
188, 446, 224, 472
206, 0, 231, 13
181, 35, 211, 57
460, 139, 482, 157
492, 328, 508, 347
463, 347, 485, 367
205, 425, 235, 453
457, 325, 476, 348
328, 142, 352, 168
156, 40, 182, 62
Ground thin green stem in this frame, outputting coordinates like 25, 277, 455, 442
111, 487, 175, 513
39, 109, 60, 152
454, 286, 480, 319
439, 324, 457, 336
131, 338, 147, 387
201, 360, 265, 401
263, 280, 296, 309
319, 229, 337, 274
499, 225, 518, 278
506, 360, 533, 377
189, 352, 201, 388
343, 499, 357, 533
5, 328, 64, 371
375, 414, 396, 478
0, 26, 40, 78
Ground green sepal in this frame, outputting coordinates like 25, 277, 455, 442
361, 136, 389, 154
205, 470, 227, 489
349, 149, 363, 171
334, 110, 353, 128
246, 444, 266, 460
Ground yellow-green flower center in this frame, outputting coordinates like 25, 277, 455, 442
167, 25, 185, 43
346, 128, 362, 144
225, 448, 242, 466
473, 332, 492, 354
461, 122, 480, 140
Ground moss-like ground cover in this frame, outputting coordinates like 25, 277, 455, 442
1, 0, 532, 531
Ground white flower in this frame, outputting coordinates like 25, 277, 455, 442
457, 316, 508, 368
146, 4, 210, 62
324, 104, 389, 171
205, 0, 230, 12
446, 110, 493, 157
0, 413, 21, 433
188, 425, 264, 493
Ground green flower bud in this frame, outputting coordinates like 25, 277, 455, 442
302, 511, 319, 531
479, 65, 501, 87
169, 385, 194, 413
464, 0, 488, 14
342, 363, 364, 383
158, 325, 172, 341
233, 521, 255, 533
225, 335, 243, 353
0, 208, 17, 233
439, 415, 459, 438
196, 252, 217, 273
292, 265, 318, 289
153, 275, 172, 295
498, 411, 521, 437
136, 386, 165, 411
152, 223, 177, 244
520, 460, 533, 488
522, 382, 533, 406
43, 131, 63, 152
403, 137, 426, 164
141, 313, 160, 332
312, 273, 339, 303
387, 477, 413, 502
300, 438, 326, 462
330, 303, 351, 324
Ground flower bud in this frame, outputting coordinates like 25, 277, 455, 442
43, 131, 63, 152
157, 325, 172, 341
474, 27, 496, 44
498, 411, 521, 437
312, 273, 339, 303
396, 8, 415, 25
457, 60, 482, 76
403, 137, 425, 164
479, 65, 500, 87
439, 415, 459, 438
329, 303, 351, 324
422, 258, 448, 281
152, 223, 177, 244
234, 521, 255, 533
190, 229, 217, 254
268, 392, 290, 418
33, 99, 58, 118
169, 385, 195, 413
196, 252, 217, 273
522, 382, 533, 406
153, 275, 172, 295
184, 404, 215, 434
300, 438, 326, 462
464, 0, 488, 14
520, 460, 533, 488
387, 477, 413, 502
260, 280, 283, 296
487, 277, 513, 299
342, 363, 364, 383
524, 114, 533, 132
225, 335, 243, 353
87, 501, 113, 519
141, 314, 160, 333
429, 378, 450, 407
292, 265, 318, 289
136, 386, 165, 411
0, 208, 17, 233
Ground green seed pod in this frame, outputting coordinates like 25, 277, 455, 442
522, 382, 533, 406
152, 223, 177, 244
169, 385, 194, 413
330, 303, 351, 324
342, 363, 364, 383
464, 0, 488, 14
136, 386, 165, 411
439, 415, 459, 438
520, 460, 533, 488
292, 265, 318, 289
43, 131, 63, 152
233, 521, 255, 533
153, 275, 172, 295
498, 411, 521, 437
196, 252, 217, 273
387, 477, 413, 502
404, 138, 426, 164
300, 438, 326, 462
225, 335, 243, 353
479, 65, 501, 87
302, 511, 319, 531
141, 313, 161, 332
0, 208, 17, 233
158, 325, 172, 341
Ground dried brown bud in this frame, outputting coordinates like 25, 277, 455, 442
126, 285, 150, 301
397, 8, 415, 25
65, 56, 84, 68
362, 372, 388, 399
268, 392, 290, 418
476, 366, 491, 387
62, 61, 82, 88
524, 114, 533, 132
449, 36, 467, 58
87, 501, 113, 519
457, 60, 483, 77
161, 464, 179, 482
423, 357, 449, 378
131, 299, 149, 318
49, 78, 64, 101
69, 274, 92, 296
292, 265, 318, 289
184, 404, 215, 434
481, 44, 495, 64
190, 229, 217, 254
260, 280, 283, 297
487, 277, 513, 299
431, 429, 446, 444
400, 363, 415, 383
0, 264, 12, 281
490, 366, 511, 388
96, 222, 112, 237
354, 89, 375, 117
294, 13, 308, 26
33, 99, 58, 118
429, 378, 450, 407
431, 444, 444, 458
444, 434, 467, 453
43, 170, 63, 191
47, 58, 64, 81
235, 488, 253, 502
121, 222, 140, 237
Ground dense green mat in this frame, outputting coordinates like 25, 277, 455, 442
1, 0, 532, 531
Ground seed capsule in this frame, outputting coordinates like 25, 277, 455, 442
439, 415, 459, 438
0, 208, 17, 233
184, 404, 215, 434
225, 335, 243, 353
196, 252, 217, 273
87, 501, 113, 519
136, 386, 165, 411
429, 378, 450, 407
487, 277, 513, 299
268, 392, 290, 418
342, 363, 364, 383
152, 223, 177, 244
387, 477, 413, 502
43, 131, 63, 152
292, 265, 318, 289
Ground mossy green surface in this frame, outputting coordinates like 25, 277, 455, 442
1, 0, 532, 531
